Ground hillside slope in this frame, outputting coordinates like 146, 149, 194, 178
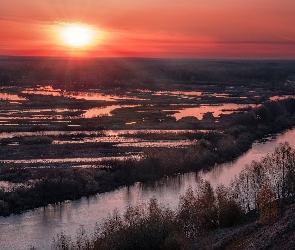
201, 204, 295, 250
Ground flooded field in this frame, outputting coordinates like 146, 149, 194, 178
0, 79, 293, 172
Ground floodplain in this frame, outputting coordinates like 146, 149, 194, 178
1, 57, 295, 211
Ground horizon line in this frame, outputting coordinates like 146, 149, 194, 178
0, 55, 295, 61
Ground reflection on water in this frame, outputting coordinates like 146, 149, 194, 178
0, 173, 199, 250
153, 90, 202, 97
115, 140, 197, 148
73, 92, 146, 101
0, 129, 197, 139
126, 121, 137, 125
83, 105, 136, 118
22, 86, 62, 97
0, 108, 80, 121
107, 129, 197, 136
20, 85, 255, 104
2, 85, 259, 124
53, 138, 196, 148
212, 93, 230, 98
22, 86, 146, 101
0, 156, 135, 165
1, 128, 295, 250
199, 128, 295, 187
269, 95, 295, 101
0, 131, 104, 139
173, 103, 253, 120
83, 105, 121, 118
0, 93, 27, 101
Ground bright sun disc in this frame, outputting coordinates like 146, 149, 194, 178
60, 23, 94, 47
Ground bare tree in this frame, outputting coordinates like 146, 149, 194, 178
258, 184, 278, 224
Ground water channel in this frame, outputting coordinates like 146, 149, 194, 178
1, 128, 295, 250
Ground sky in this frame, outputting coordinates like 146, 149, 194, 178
0, 0, 295, 59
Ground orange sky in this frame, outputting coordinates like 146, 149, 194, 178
0, 0, 294, 59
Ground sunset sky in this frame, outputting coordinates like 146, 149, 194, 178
1, 0, 294, 59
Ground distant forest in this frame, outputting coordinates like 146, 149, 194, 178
1, 57, 295, 90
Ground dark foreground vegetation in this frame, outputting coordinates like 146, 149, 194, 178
1, 98, 295, 216
49, 142, 295, 250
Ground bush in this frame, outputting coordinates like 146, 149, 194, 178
52, 198, 188, 250
0, 200, 9, 216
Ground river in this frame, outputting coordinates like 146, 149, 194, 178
1, 128, 295, 250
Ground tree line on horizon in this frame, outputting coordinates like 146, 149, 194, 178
1, 58, 295, 89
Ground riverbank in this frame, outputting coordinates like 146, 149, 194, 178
49, 141, 295, 249
49, 200, 295, 250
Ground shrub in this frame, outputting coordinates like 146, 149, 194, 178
216, 185, 244, 228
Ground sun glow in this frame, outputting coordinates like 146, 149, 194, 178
59, 23, 96, 47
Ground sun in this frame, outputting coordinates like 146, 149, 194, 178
59, 23, 95, 47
